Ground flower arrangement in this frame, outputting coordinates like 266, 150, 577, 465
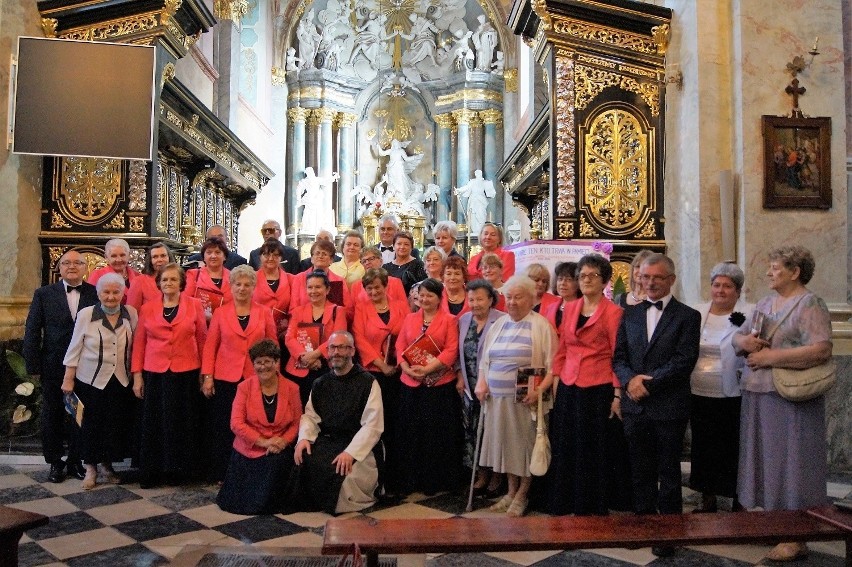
592, 241, 614, 256
729, 312, 746, 327
6, 350, 40, 426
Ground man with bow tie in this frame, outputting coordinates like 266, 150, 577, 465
378, 215, 419, 264
23, 250, 99, 483
612, 253, 700, 558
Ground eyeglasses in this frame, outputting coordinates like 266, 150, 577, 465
261, 228, 279, 233
578, 273, 601, 281
312, 251, 332, 258
60, 261, 86, 266
640, 274, 672, 283
328, 344, 354, 351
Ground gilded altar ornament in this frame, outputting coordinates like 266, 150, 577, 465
503, 69, 518, 93
128, 161, 147, 211
434, 113, 455, 129
479, 109, 503, 126
574, 64, 661, 117
651, 24, 670, 56
48, 247, 66, 268
50, 211, 72, 229
558, 222, 574, 238
129, 216, 145, 233
215, 0, 249, 25
530, 0, 552, 31
555, 54, 576, 217
59, 158, 122, 224
551, 18, 657, 55
635, 218, 657, 238
288, 107, 310, 122
41, 18, 58, 38
104, 211, 127, 230
578, 215, 599, 237
162, 63, 176, 85
583, 108, 648, 232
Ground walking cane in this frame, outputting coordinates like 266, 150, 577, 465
466, 399, 486, 512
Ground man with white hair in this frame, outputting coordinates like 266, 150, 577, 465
249, 219, 301, 275
185, 225, 248, 270
87, 239, 140, 303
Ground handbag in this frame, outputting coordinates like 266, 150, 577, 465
529, 390, 550, 476
763, 294, 836, 402
773, 361, 836, 402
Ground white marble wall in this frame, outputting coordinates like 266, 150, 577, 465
662, 0, 848, 307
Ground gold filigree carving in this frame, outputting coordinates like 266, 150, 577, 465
59, 13, 159, 42
452, 109, 478, 126
129, 216, 145, 232
41, 18, 58, 38
579, 215, 599, 237
288, 107, 310, 122
162, 0, 183, 23
575, 64, 661, 116
636, 218, 656, 238
50, 211, 72, 229
128, 160, 147, 211
335, 112, 357, 128
104, 211, 126, 230
558, 222, 574, 238
551, 18, 658, 55
215, 0, 249, 25
59, 158, 122, 224
49, 247, 66, 267
435, 89, 502, 107
503, 69, 518, 93
651, 24, 670, 56
478, 109, 502, 126
555, 55, 576, 217
583, 107, 649, 232
434, 113, 455, 129
530, 0, 552, 31
162, 62, 176, 85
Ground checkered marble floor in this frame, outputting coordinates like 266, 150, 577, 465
2, 462, 849, 567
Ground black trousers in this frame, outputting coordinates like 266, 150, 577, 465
622, 412, 688, 515
40, 376, 80, 465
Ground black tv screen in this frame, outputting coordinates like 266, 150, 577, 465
12, 37, 156, 161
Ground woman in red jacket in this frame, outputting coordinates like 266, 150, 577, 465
547, 254, 624, 516
440, 256, 470, 318
185, 237, 233, 322
127, 242, 174, 311
395, 278, 462, 495
131, 263, 207, 487
289, 240, 351, 311
352, 268, 410, 493
216, 339, 302, 515
284, 271, 348, 407
467, 223, 515, 281
252, 240, 292, 343
201, 265, 276, 482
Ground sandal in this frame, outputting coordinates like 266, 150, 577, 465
81, 468, 97, 491
766, 542, 808, 561
488, 495, 513, 512
99, 464, 121, 484
506, 497, 528, 517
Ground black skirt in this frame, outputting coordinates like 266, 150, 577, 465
216, 448, 297, 515
371, 370, 401, 493
139, 369, 203, 481
204, 379, 240, 482
396, 381, 463, 494
689, 394, 741, 498
75, 376, 135, 465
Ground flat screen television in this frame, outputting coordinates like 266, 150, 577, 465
12, 37, 156, 161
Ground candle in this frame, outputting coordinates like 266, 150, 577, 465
811, 36, 819, 52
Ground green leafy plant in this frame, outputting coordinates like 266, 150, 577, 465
612, 274, 627, 298
5, 350, 40, 428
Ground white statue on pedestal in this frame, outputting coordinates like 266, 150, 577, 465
471, 15, 498, 71
285, 47, 302, 72
348, 13, 396, 68
454, 169, 495, 235
373, 139, 424, 202
296, 10, 321, 70
298, 167, 338, 235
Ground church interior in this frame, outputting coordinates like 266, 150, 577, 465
0, 0, 850, 565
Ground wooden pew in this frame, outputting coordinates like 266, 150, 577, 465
0, 505, 48, 567
323, 507, 851, 567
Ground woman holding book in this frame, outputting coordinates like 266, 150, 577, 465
131, 263, 207, 488
353, 268, 410, 493
185, 237, 233, 321
284, 270, 349, 407
395, 278, 462, 494
201, 265, 276, 483
127, 242, 175, 311
289, 240, 351, 311
547, 254, 623, 516
440, 256, 470, 318
475, 275, 557, 517
458, 279, 504, 496
252, 241, 292, 343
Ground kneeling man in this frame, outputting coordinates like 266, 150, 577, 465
295, 330, 384, 513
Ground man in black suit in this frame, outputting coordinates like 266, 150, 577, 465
248, 219, 301, 275
22, 250, 99, 483
185, 225, 248, 270
297, 229, 343, 272
613, 253, 700, 557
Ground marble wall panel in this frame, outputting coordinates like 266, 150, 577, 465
827, 354, 851, 473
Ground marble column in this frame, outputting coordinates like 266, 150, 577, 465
306, 109, 320, 170
480, 109, 504, 223
452, 109, 477, 226
287, 107, 309, 236
434, 113, 455, 222
215, 20, 241, 128
315, 107, 337, 232
336, 112, 357, 231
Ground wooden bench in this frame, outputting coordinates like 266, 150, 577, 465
323, 507, 851, 567
0, 505, 49, 567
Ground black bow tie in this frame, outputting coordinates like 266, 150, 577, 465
380, 246, 394, 252
645, 300, 664, 310
66, 285, 81, 293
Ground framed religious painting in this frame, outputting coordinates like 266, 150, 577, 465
762, 115, 831, 209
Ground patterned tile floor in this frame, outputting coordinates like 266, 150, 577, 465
2, 462, 849, 567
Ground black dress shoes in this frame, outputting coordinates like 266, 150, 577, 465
47, 462, 66, 483
68, 461, 87, 480
651, 545, 676, 557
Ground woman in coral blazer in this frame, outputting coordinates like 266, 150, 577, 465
467, 223, 515, 281
284, 271, 349, 407
217, 339, 302, 515
394, 278, 462, 495
131, 263, 207, 487
185, 237, 233, 322
289, 240, 352, 312
252, 241, 293, 342
127, 242, 174, 311
547, 254, 624, 516
200, 266, 276, 482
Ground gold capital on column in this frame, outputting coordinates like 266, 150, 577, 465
288, 107, 310, 123
452, 109, 478, 126
336, 112, 357, 128
309, 107, 337, 126
214, 0, 249, 25
434, 113, 455, 130
479, 109, 503, 126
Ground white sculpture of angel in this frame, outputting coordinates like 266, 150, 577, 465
373, 139, 424, 202
471, 15, 498, 71
454, 170, 495, 234
400, 13, 440, 68
297, 167, 338, 234
296, 10, 321, 70
348, 14, 396, 67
